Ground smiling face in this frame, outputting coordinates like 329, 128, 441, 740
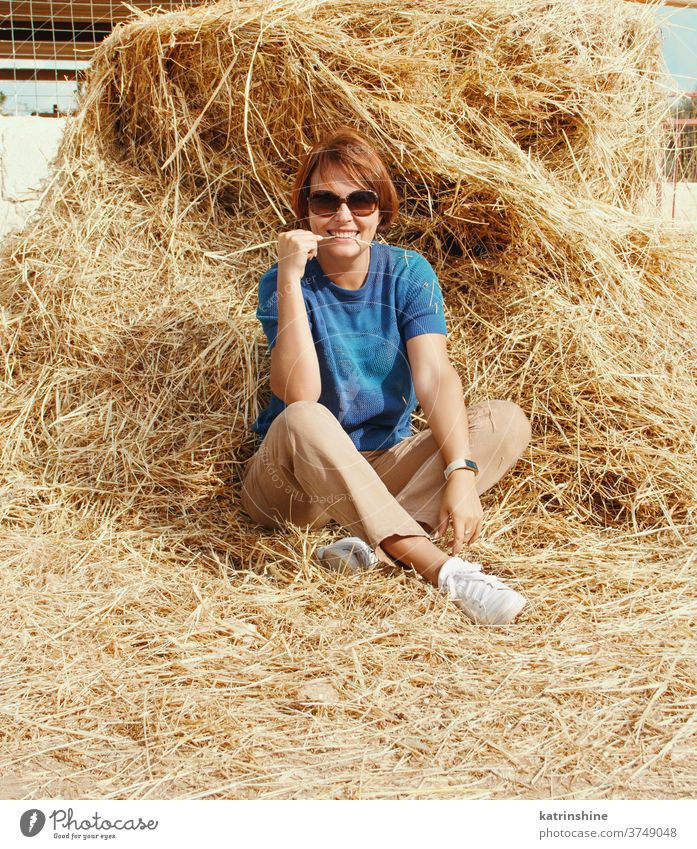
307, 163, 380, 266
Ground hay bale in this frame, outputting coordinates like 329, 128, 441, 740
82, 0, 666, 209
0, 0, 696, 800
1, 0, 693, 530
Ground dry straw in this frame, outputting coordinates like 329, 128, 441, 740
0, 0, 695, 799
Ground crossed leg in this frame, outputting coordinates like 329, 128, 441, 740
360, 399, 532, 582
241, 399, 531, 584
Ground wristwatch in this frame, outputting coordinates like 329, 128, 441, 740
444, 458, 479, 480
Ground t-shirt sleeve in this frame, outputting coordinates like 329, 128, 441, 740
399, 252, 448, 341
256, 269, 281, 351
256, 268, 314, 351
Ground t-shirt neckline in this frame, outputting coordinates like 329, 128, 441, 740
309, 242, 378, 299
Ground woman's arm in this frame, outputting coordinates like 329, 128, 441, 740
406, 333, 483, 553
406, 333, 471, 463
269, 231, 322, 404
270, 269, 321, 404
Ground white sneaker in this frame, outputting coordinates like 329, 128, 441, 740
314, 536, 379, 574
437, 557, 527, 625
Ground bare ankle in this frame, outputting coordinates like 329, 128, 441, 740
380, 533, 449, 587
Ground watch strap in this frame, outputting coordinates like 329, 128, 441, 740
444, 458, 479, 480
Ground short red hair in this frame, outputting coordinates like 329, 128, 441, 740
291, 127, 399, 233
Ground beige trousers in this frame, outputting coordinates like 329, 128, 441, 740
241, 398, 531, 564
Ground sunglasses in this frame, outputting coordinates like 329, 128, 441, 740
308, 189, 379, 217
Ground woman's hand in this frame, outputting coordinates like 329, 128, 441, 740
434, 471, 483, 555
277, 229, 322, 280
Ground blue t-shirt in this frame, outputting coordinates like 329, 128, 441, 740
251, 241, 448, 451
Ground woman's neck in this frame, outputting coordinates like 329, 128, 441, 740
317, 246, 371, 290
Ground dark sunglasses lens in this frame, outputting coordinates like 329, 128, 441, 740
308, 191, 379, 216
309, 192, 339, 216
348, 191, 378, 215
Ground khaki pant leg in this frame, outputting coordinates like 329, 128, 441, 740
241, 401, 430, 550
362, 398, 532, 532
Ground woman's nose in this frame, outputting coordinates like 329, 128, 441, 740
333, 202, 354, 223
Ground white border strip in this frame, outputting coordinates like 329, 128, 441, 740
0, 59, 91, 70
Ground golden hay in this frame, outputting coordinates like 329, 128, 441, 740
0, 0, 696, 799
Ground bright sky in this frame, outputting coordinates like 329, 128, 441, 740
656, 7, 697, 92
1, 6, 696, 114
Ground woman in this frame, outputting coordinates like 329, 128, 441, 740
241, 127, 532, 626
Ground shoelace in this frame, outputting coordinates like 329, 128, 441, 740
351, 542, 378, 569
448, 562, 509, 593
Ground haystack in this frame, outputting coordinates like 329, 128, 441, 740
1, 0, 695, 800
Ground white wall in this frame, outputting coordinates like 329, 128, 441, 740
0, 116, 66, 239
660, 181, 697, 223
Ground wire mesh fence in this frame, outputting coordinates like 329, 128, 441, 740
666, 93, 697, 180
0, 1, 202, 115
661, 92, 697, 220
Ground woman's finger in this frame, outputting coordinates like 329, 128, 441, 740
461, 523, 472, 546
473, 519, 482, 544
435, 510, 449, 539
451, 517, 465, 556
468, 518, 482, 545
